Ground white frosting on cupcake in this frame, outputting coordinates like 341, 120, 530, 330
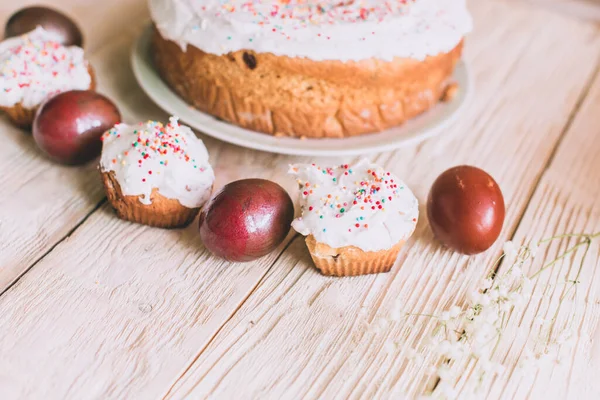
100, 117, 215, 209
0, 27, 92, 108
149, 0, 472, 62
289, 159, 418, 252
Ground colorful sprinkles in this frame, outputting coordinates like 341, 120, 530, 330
290, 162, 405, 233
100, 116, 215, 209
0, 27, 90, 107
192, 0, 419, 41
102, 118, 203, 182
202, 0, 415, 25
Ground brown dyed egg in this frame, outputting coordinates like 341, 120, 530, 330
199, 179, 295, 262
5, 6, 83, 47
33, 90, 121, 165
427, 165, 505, 255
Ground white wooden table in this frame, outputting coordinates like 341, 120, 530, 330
0, 1, 599, 399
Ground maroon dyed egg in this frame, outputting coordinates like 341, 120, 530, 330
199, 179, 295, 262
5, 6, 83, 47
427, 165, 505, 255
33, 90, 121, 165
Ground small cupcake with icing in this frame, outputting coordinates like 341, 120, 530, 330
100, 116, 215, 228
0, 26, 94, 128
289, 159, 418, 276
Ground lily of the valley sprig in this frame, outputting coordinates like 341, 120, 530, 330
375, 232, 599, 399
428, 232, 599, 398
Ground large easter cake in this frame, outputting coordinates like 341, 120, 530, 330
150, 0, 472, 138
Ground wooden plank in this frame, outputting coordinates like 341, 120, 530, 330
0, 1, 598, 399
0, 163, 302, 399
0, 1, 150, 293
513, 0, 600, 22
166, 2, 600, 398
479, 65, 600, 400
0, 23, 313, 398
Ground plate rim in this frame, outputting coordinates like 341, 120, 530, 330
131, 25, 474, 157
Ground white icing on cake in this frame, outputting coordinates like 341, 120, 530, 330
0, 27, 92, 108
100, 117, 215, 209
289, 159, 419, 252
149, 0, 472, 62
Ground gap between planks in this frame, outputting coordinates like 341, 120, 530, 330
510, 0, 600, 22
0, 17, 198, 295
163, 4, 600, 398
0, 0, 599, 398
160, 234, 301, 399
0, 198, 107, 297
0, 9, 152, 293
488, 57, 600, 280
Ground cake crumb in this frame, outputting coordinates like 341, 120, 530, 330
441, 82, 459, 102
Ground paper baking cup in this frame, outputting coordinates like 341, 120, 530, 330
102, 171, 200, 229
305, 235, 405, 277
1, 103, 37, 129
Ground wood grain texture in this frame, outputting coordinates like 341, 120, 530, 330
0, 163, 301, 399
481, 64, 600, 400
0, 0, 598, 399
167, 2, 600, 398
0, 19, 318, 398
0, 93, 104, 294
0, 1, 152, 293
512, 0, 600, 21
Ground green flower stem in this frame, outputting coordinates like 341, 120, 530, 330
529, 232, 599, 280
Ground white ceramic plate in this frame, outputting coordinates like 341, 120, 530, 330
131, 25, 473, 156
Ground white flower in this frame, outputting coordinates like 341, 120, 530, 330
434, 381, 458, 399
529, 241, 539, 258
449, 306, 462, 319
488, 289, 500, 302
437, 340, 452, 355
422, 231, 597, 397
413, 353, 424, 365
469, 290, 482, 304
480, 293, 492, 306
510, 265, 523, 278
465, 308, 475, 320
390, 308, 403, 321
473, 323, 495, 344
479, 359, 495, 373
470, 344, 485, 358
384, 340, 397, 354
484, 308, 499, 324
439, 311, 451, 322
498, 286, 509, 298
437, 365, 454, 381
508, 292, 524, 307
405, 347, 418, 359
407, 348, 425, 363
427, 333, 444, 346
503, 241, 518, 263
481, 278, 494, 290
448, 343, 464, 359
371, 318, 389, 333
